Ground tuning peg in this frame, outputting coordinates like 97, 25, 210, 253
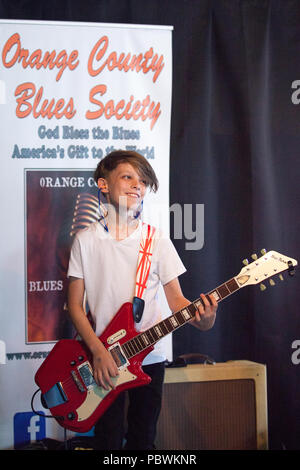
251, 253, 258, 260
242, 259, 249, 266
288, 261, 295, 277
279, 274, 284, 281
260, 283, 267, 291
260, 248, 267, 255
269, 279, 275, 286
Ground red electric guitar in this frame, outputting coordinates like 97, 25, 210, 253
34, 249, 297, 433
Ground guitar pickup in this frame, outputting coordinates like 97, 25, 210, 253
108, 342, 129, 370
77, 361, 97, 390
42, 382, 68, 408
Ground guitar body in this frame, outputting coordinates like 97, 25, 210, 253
35, 302, 153, 433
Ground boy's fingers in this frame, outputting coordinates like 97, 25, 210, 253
208, 293, 218, 307
197, 294, 208, 313
196, 294, 218, 318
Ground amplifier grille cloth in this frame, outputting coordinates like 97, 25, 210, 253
156, 379, 257, 450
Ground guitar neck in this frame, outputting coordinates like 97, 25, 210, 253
122, 277, 240, 359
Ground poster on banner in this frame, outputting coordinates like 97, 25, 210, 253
0, 20, 173, 449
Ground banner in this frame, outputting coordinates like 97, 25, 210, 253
0, 19, 173, 449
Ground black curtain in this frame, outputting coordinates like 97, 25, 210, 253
1, 0, 300, 450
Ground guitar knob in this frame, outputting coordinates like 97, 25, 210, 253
67, 412, 76, 420
260, 283, 267, 291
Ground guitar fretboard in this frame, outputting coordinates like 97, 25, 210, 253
122, 277, 240, 359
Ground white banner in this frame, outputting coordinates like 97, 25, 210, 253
0, 20, 173, 449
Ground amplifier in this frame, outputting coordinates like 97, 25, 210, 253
156, 360, 268, 450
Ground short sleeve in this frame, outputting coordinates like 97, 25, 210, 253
154, 235, 186, 285
67, 235, 84, 279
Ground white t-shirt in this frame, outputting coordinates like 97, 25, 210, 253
67, 220, 186, 365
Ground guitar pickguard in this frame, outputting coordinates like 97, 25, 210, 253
76, 367, 137, 421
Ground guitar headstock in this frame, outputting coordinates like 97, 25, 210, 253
236, 249, 298, 290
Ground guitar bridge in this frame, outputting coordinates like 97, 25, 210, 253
71, 369, 86, 392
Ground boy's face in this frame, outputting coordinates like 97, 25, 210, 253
97, 162, 147, 213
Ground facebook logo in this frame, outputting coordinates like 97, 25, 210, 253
14, 412, 45, 449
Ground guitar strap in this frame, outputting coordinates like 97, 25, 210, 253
75, 222, 156, 340
132, 222, 156, 323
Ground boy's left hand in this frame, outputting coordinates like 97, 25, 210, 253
193, 293, 218, 330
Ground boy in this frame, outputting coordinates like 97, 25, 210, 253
67, 150, 217, 450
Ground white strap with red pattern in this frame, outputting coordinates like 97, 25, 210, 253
134, 223, 156, 300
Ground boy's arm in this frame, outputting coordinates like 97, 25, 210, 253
68, 277, 119, 389
163, 278, 217, 331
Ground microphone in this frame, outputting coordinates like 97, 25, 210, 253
70, 193, 101, 236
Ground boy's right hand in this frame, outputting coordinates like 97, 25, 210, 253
92, 345, 119, 391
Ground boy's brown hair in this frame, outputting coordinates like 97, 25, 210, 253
94, 150, 159, 193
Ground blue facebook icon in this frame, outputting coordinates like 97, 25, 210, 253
14, 412, 45, 449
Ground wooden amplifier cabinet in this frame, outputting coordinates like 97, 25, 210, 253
156, 360, 268, 450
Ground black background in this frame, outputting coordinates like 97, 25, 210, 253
1, 0, 300, 450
